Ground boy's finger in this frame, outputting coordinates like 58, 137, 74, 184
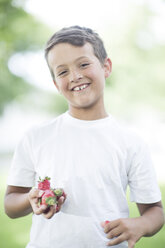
29, 188, 44, 199
104, 219, 119, 233
42, 205, 56, 219
58, 196, 65, 206
101, 220, 110, 228
107, 234, 124, 246
128, 240, 135, 248
33, 204, 47, 215
55, 196, 65, 213
106, 226, 122, 239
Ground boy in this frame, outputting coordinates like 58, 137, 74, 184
4, 26, 164, 248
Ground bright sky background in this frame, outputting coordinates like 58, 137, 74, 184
24, 0, 165, 32
24, 0, 127, 31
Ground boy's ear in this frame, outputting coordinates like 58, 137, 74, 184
53, 80, 60, 92
104, 58, 112, 78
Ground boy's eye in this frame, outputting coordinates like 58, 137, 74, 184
58, 70, 67, 76
81, 63, 90, 68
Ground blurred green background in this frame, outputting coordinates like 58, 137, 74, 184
0, 0, 164, 247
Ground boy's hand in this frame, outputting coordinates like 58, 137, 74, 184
28, 188, 65, 219
101, 218, 143, 248
101, 202, 164, 247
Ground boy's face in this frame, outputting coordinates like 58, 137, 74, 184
47, 42, 112, 114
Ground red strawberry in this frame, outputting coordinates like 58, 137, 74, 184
38, 177, 66, 210
105, 220, 110, 225
41, 189, 57, 206
38, 176, 50, 190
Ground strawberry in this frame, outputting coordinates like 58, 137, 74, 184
54, 188, 63, 197
38, 177, 66, 210
38, 176, 50, 190
54, 188, 66, 200
41, 189, 57, 206
105, 220, 110, 225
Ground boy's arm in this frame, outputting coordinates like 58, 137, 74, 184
136, 201, 164, 236
4, 185, 66, 219
102, 201, 164, 247
4, 185, 50, 218
4, 185, 33, 218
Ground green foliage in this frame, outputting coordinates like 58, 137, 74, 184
104, 3, 165, 118
0, 0, 51, 114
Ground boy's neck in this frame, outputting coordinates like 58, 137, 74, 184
68, 106, 108, 121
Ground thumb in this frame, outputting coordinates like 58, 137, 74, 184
29, 188, 44, 199
38, 190, 44, 198
128, 240, 135, 248
58, 196, 65, 207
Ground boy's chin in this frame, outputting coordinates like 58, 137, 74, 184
69, 102, 95, 110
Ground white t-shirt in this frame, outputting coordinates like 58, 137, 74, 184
7, 112, 161, 248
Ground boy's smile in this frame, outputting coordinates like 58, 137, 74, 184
47, 42, 112, 119
71, 83, 90, 92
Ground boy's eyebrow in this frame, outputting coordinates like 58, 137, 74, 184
56, 56, 90, 70
75, 56, 90, 62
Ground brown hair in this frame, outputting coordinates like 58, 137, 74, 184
45, 26, 107, 79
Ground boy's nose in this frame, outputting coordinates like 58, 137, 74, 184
69, 70, 83, 83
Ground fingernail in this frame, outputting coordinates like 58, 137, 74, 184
100, 222, 105, 228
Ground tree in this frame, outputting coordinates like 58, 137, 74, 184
104, 2, 165, 118
0, 0, 51, 114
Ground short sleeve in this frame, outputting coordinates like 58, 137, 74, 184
7, 131, 36, 187
128, 139, 161, 204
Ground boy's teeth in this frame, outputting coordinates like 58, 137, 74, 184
73, 84, 88, 91
74, 86, 81, 91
